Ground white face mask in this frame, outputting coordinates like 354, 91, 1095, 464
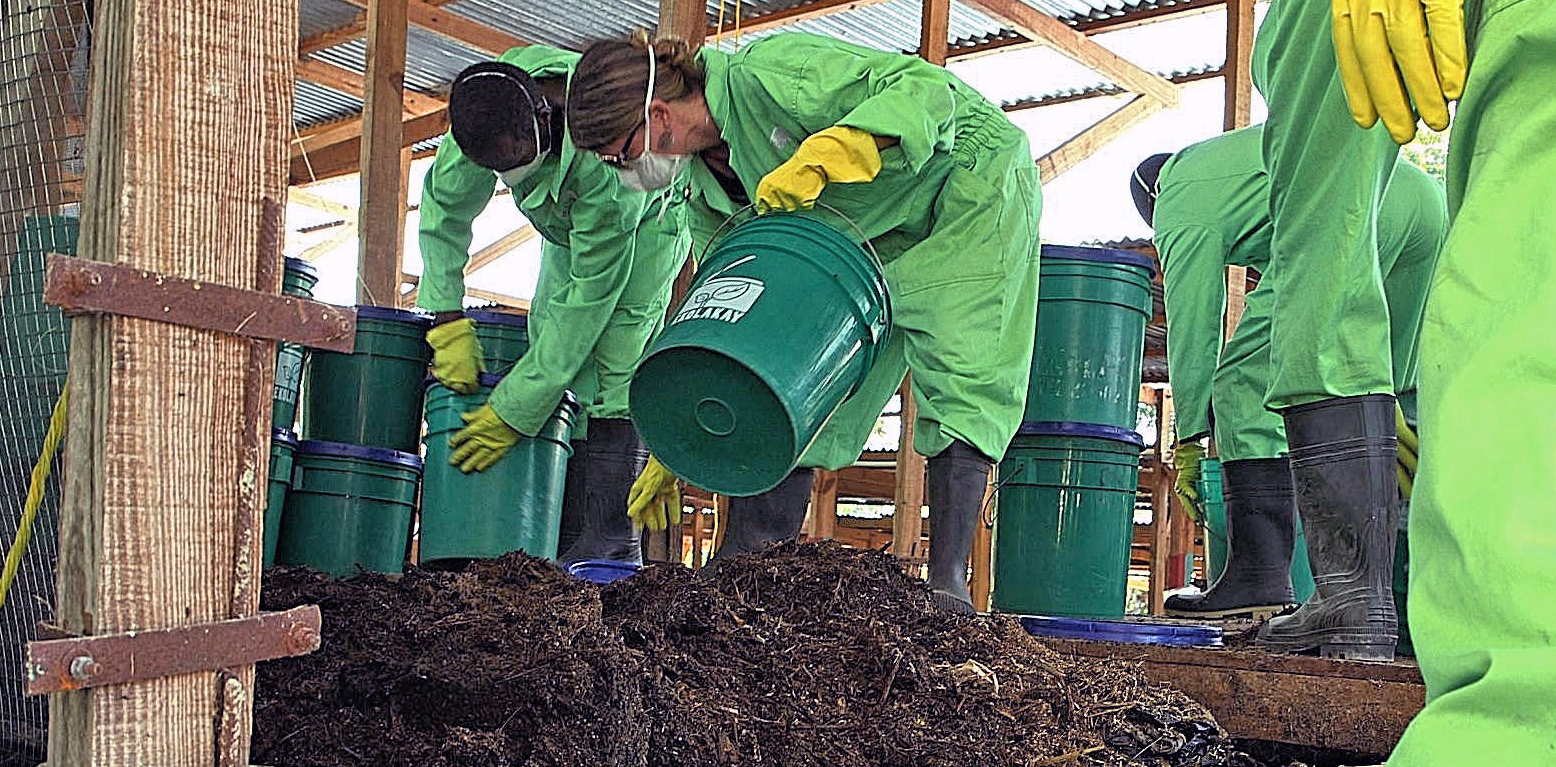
616, 48, 688, 192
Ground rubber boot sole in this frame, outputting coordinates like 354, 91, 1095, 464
1257, 626, 1397, 662
1165, 602, 1293, 620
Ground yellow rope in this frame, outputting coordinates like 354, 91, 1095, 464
0, 384, 69, 608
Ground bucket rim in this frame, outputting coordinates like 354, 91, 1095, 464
1018, 615, 1223, 647
422, 376, 581, 415
1040, 244, 1156, 277
297, 439, 424, 470
354, 305, 433, 325
271, 428, 299, 447
282, 257, 319, 281
1016, 421, 1145, 447
567, 559, 641, 584
466, 308, 529, 328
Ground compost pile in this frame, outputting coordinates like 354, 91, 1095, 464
254, 542, 1264, 767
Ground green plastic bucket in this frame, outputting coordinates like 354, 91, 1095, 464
277, 439, 422, 576
467, 308, 530, 375
993, 422, 1144, 619
271, 260, 319, 430
630, 212, 891, 496
282, 257, 319, 298
302, 306, 431, 452
1027, 246, 1155, 429
420, 375, 580, 564
1201, 462, 1316, 602
265, 428, 299, 567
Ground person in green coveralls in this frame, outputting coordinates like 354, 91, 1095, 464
417, 46, 690, 567
1319, 0, 1556, 762
1130, 124, 1445, 621
563, 31, 1043, 613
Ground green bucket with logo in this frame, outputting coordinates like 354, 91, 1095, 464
419, 375, 579, 564
302, 306, 431, 452
272, 258, 320, 431
277, 439, 422, 576
467, 308, 530, 376
1026, 246, 1155, 429
630, 212, 891, 496
993, 422, 1144, 619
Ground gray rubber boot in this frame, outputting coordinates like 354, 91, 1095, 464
1165, 458, 1297, 619
705, 467, 814, 569
558, 418, 646, 567
926, 440, 992, 616
1257, 394, 1399, 662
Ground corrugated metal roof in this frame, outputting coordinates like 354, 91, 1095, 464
708, 0, 1002, 53
299, 0, 363, 42
294, 79, 362, 130
310, 26, 490, 94
444, 0, 661, 51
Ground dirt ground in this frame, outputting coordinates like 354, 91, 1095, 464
252, 542, 1330, 767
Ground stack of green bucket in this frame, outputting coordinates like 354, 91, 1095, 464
279, 305, 431, 576
992, 245, 1155, 619
466, 308, 530, 375
263, 258, 319, 567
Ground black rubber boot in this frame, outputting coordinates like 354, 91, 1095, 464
705, 467, 814, 569
1165, 458, 1297, 619
556, 443, 587, 557
558, 418, 646, 568
1257, 394, 1399, 662
926, 440, 992, 616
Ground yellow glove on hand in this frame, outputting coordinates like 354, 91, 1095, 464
1331, 0, 1467, 143
755, 126, 883, 213
1396, 402, 1419, 499
448, 404, 521, 473
426, 317, 486, 395
1173, 442, 1207, 525
627, 455, 682, 533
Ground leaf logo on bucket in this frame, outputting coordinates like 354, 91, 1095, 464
673, 276, 765, 325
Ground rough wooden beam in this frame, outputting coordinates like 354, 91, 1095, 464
1003, 67, 1223, 113
334, 0, 526, 55
294, 56, 445, 114
49, 0, 292, 760
715, 0, 894, 38
297, 0, 456, 56
466, 224, 539, 275
290, 108, 447, 183
919, 0, 951, 65
1149, 391, 1170, 615
947, 0, 1224, 61
807, 470, 840, 540
661, 0, 708, 48
287, 187, 354, 218
963, 0, 1179, 106
297, 224, 358, 262
892, 379, 926, 560
970, 478, 994, 612
1223, 0, 1255, 130
1037, 94, 1163, 182
358, 0, 409, 307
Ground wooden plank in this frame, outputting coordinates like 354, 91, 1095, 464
294, 56, 445, 115
919, 0, 952, 66
1224, 264, 1248, 340
963, 0, 1179, 106
712, 0, 893, 39
357, 0, 409, 307
660, 0, 708, 48
287, 187, 354, 218
1047, 639, 1424, 753
970, 477, 993, 612
1149, 391, 1170, 615
290, 107, 447, 185
1037, 94, 1163, 183
808, 469, 839, 540
400, 224, 538, 304
947, 0, 1223, 61
1003, 67, 1224, 113
892, 377, 926, 559
1222, 0, 1256, 131
836, 464, 896, 500
49, 0, 292, 761
296, 224, 357, 262
333, 0, 526, 55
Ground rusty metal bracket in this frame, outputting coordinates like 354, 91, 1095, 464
44, 254, 357, 352
24, 605, 321, 695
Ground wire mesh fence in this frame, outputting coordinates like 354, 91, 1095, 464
0, 0, 91, 761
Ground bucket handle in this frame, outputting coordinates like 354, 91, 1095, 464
701, 203, 886, 276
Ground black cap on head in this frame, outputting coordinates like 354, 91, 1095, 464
1130, 152, 1173, 226
448, 61, 554, 171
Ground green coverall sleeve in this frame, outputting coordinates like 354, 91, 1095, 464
485, 163, 650, 435
1157, 224, 1230, 444
416, 135, 500, 312
779, 41, 957, 173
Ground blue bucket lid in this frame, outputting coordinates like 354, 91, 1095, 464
567, 559, 640, 584
1019, 615, 1223, 647
466, 308, 528, 328
1017, 421, 1146, 447
1041, 244, 1157, 276
297, 439, 423, 471
354, 305, 433, 325
271, 427, 299, 447
282, 257, 319, 280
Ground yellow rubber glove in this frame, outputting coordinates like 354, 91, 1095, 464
1331, 0, 1467, 143
1173, 442, 1206, 525
426, 317, 485, 395
755, 126, 882, 213
1396, 402, 1419, 499
448, 404, 521, 473
627, 455, 682, 532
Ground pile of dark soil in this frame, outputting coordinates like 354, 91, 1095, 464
253, 542, 1268, 767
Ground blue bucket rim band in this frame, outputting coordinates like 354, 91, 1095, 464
567, 559, 641, 584
1040, 244, 1157, 276
296, 439, 424, 470
465, 308, 529, 327
282, 257, 319, 280
1016, 421, 1146, 447
1019, 615, 1223, 646
354, 305, 433, 324
271, 427, 299, 447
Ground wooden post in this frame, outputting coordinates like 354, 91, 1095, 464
357, 0, 409, 306
920, 0, 951, 65
659, 0, 707, 48
808, 469, 839, 540
1222, 0, 1256, 132
970, 476, 994, 612
891, 378, 926, 559
1149, 390, 1171, 614
49, 0, 294, 761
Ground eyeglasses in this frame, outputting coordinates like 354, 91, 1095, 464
598, 120, 645, 169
